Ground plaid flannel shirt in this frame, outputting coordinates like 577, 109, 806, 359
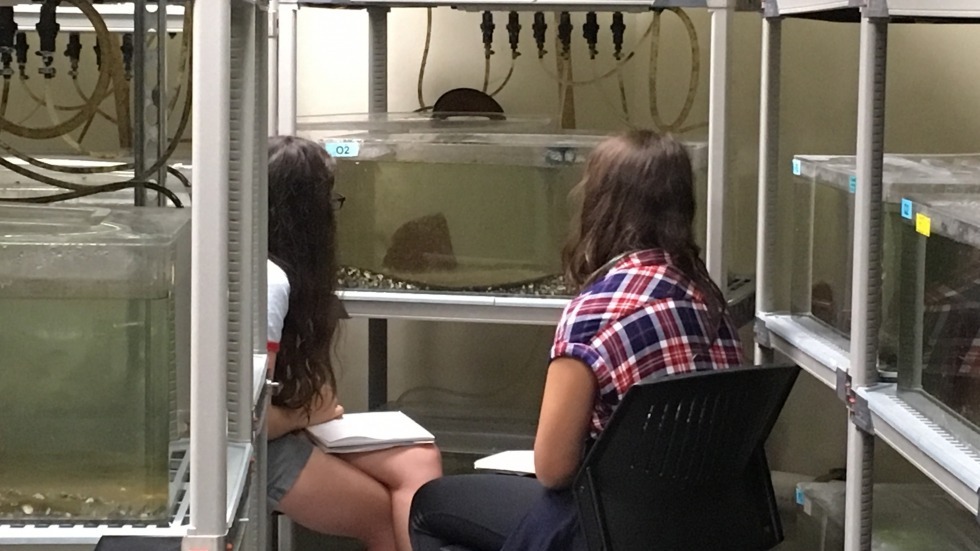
550, 249, 744, 437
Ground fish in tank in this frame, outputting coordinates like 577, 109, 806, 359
0, 204, 189, 524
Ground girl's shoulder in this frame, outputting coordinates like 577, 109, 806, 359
268, 259, 290, 290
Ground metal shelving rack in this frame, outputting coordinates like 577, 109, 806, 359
271, 0, 758, 417
755, 2, 980, 550
0, 0, 272, 548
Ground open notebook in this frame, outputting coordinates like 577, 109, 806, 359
306, 411, 435, 454
473, 450, 535, 475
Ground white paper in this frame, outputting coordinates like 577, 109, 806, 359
473, 450, 535, 475
306, 411, 435, 453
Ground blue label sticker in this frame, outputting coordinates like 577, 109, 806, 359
325, 141, 360, 158
849, 175, 857, 193
795, 487, 804, 506
792, 159, 802, 176
901, 199, 913, 220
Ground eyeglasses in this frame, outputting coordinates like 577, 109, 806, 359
331, 193, 346, 211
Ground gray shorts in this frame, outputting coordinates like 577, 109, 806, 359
267, 432, 315, 510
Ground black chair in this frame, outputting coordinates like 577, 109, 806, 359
573, 364, 800, 551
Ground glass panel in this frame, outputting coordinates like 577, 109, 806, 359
0, 205, 190, 524
896, 194, 980, 438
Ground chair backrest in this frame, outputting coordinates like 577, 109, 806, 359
573, 364, 800, 551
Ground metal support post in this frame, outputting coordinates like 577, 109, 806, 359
254, 6, 272, 551
133, 0, 145, 206
256, 4, 271, 355
186, 0, 230, 545
229, 0, 258, 444
276, 0, 297, 135
844, 15, 888, 551
706, 7, 732, 290
368, 318, 389, 411
754, 16, 781, 364
368, 7, 388, 113
366, 6, 390, 412
268, 0, 279, 136
132, 0, 168, 206
154, 0, 168, 202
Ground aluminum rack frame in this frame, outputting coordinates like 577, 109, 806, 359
755, 2, 980, 550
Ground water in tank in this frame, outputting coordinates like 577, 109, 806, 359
894, 193, 980, 438
788, 154, 980, 371
297, 118, 708, 297
0, 204, 190, 524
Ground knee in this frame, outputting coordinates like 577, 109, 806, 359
402, 444, 444, 485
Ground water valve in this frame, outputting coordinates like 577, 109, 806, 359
532, 12, 547, 59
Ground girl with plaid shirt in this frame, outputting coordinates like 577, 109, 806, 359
408, 130, 744, 551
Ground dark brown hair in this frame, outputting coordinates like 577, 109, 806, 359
268, 135, 338, 414
563, 130, 725, 324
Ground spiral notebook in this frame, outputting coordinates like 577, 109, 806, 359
305, 411, 436, 454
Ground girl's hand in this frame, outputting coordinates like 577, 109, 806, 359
307, 385, 345, 427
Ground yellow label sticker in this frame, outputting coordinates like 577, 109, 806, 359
915, 213, 931, 237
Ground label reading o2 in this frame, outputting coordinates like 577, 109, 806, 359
325, 141, 361, 158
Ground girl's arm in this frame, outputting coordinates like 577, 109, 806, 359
533, 356, 597, 489
266, 351, 344, 439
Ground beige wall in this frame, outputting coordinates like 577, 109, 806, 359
297, 8, 977, 480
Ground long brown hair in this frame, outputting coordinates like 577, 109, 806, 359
268, 135, 338, 414
563, 130, 725, 324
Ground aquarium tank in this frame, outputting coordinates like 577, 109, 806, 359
788, 154, 980, 373
894, 193, 980, 444
0, 204, 190, 524
297, 116, 708, 298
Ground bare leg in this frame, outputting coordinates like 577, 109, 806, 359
343, 444, 443, 551
277, 449, 398, 551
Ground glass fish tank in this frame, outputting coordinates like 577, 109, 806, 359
0, 204, 190, 524
788, 154, 980, 373
894, 193, 980, 443
297, 117, 708, 298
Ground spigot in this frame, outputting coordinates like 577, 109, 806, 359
611, 12, 626, 61
64, 32, 82, 78
121, 33, 133, 80
583, 12, 599, 60
506, 12, 520, 59
15, 32, 28, 79
35, 0, 60, 79
532, 12, 547, 59
480, 11, 494, 59
0, 7, 16, 79
557, 12, 572, 60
